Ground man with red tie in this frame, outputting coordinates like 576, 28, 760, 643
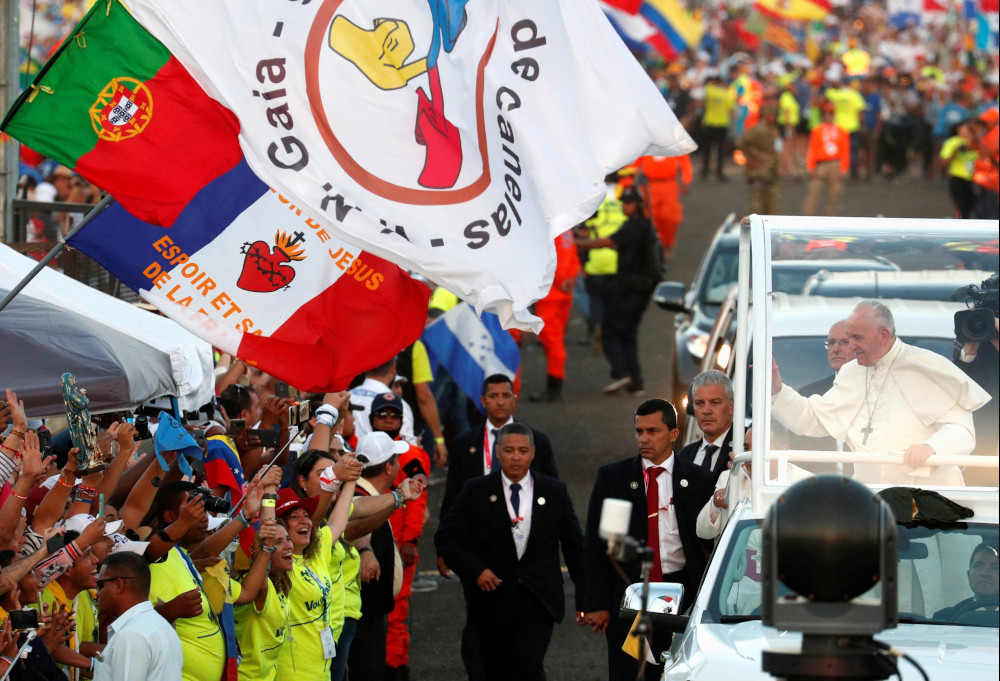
582, 399, 714, 681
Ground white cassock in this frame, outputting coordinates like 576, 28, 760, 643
772, 339, 991, 486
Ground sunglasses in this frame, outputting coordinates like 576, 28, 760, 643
96, 576, 137, 590
372, 410, 402, 419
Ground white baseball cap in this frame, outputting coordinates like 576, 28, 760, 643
355, 432, 409, 468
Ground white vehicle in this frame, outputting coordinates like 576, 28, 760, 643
636, 216, 999, 681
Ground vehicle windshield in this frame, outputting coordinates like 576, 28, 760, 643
701, 244, 739, 306
708, 519, 999, 628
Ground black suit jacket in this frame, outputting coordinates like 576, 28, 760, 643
440, 422, 558, 521
677, 429, 734, 484
435, 470, 585, 623
584, 455, 714, 614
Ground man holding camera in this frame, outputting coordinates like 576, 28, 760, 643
772, 300, 991, 485
954, 277, 999, 485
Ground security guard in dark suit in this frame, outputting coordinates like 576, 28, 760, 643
436, 423, 585, 681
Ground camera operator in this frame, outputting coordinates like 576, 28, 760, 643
954, 274, 999, 484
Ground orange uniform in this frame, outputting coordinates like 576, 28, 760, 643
806, 123, 851, 174
386, 441, 430, 670
635, 155, 692, 252
534, 229, 581, 381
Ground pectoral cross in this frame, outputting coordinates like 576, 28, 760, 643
861, 420, 874, 444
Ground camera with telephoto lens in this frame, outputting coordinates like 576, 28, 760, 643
194, 487, 231, 515
952, 273, 999, 345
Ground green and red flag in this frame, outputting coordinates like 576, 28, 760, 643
1, 0, 242, 226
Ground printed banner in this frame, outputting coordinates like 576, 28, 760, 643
127, 0, 695, 330
68, 159, 430, 391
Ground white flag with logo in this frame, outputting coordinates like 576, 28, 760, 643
128, 0, 695, 330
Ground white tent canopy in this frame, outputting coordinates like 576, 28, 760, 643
0, 244, 215, 417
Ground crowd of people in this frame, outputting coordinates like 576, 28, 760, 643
4, 2, 999, 681
2, 291, 996, 681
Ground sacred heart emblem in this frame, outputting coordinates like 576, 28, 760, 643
237, 230, 307, 293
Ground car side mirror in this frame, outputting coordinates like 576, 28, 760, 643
619, 582, 689, 634
654, 281, 687, 312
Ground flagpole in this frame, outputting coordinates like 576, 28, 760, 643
0, 193, 115, 313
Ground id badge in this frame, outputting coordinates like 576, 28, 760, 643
320, 626, 336, 659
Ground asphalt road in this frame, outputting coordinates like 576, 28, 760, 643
406, 170, 956, 681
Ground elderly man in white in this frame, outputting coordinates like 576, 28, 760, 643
771, 300, 991, 486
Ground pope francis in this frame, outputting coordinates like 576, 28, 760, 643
771, 300, 992, 486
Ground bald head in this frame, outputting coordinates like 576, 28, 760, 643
846, 302, 896, 367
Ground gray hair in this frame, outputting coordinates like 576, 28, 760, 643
853, 300, 896, 337
691, 370, 734, 401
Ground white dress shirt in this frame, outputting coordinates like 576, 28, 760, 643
692, 428, 730, 471
94, 601, 182, 681
483, 416, 514, 474
501, 471, 533, 559
642, 457, 685, 575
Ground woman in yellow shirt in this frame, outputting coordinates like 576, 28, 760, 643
235, 521, 293, 681
275, 479, 356, 681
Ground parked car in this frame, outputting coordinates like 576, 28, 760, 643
770, 257, 900, 295
801, 268, 995, 301
654, 214, 739, 415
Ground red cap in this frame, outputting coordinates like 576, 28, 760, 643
274, 487, 318, 518
979, 108, 999, 125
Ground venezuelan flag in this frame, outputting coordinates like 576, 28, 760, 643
639, 0, 705, 60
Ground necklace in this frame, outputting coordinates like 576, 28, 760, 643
862, 351, 898, 445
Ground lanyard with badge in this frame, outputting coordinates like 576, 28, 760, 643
175, 547, 217, 624
301, 562, 337, 659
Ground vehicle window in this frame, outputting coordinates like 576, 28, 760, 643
701, 247, 739, 305
772, 266, 816, 295
709, 520, 998, 627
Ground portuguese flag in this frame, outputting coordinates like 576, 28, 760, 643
1, 0, 242, 227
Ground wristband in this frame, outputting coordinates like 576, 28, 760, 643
314, 405, 339, 420
262, 498, 276, 508
0, 443, 19, 457
0, 655, 14, 666
391, 489, 405, 509
156, 529, 177, 544
237, 509, 252, 526
319, 466, 341, 493
57, 476, 75, 488
315, 413, 335, 428
89, 658, 96, 674
357, 546, 373, 554
261, 544, 277, 553
8, 430, 25, 439
434, 436, 445, 444
10, 490, 27, 501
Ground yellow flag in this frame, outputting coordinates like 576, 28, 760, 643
621, 611, 644, 660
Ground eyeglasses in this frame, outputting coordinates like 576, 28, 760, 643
372, 410, 402, 419
96, 576, 137, 590
824, 339, 851, 348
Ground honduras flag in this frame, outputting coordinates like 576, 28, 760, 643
422, 303, 520, 412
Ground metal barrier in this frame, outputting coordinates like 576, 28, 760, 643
7, 197, 138, 302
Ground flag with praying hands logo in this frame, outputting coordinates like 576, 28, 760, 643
122, 0, 696, 331
2, 1, 431, 391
